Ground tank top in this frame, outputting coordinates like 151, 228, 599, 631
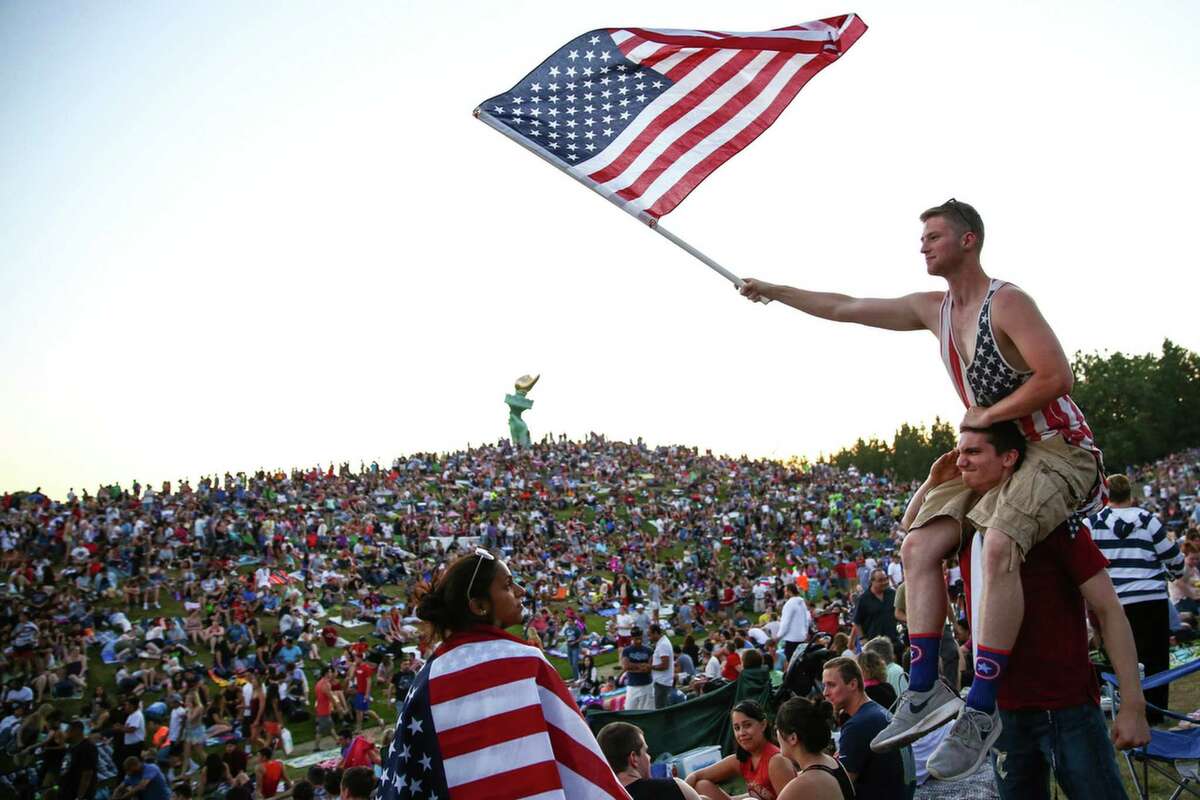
626, 777, 686, 800
937, 278, 1104, 515
799, 760, 857, 800
740, 743, 781, 800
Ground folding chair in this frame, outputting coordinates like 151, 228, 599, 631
1103, 657, 1200, 800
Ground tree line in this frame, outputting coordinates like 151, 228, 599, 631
822, 339, 1200, 481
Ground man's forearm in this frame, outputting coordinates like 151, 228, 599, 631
977, 372, 1069, 424
1097, 604, 1147, 709
764, 284, 854, 320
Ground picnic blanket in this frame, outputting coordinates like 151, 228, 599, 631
547, 644, 615, 660
284, 746, 343, 770
101, 641, 123, 664
328, 616, 369, 628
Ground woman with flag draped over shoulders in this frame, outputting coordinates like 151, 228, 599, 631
376, 547, 631, 800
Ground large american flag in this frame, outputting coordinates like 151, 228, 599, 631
476, 15, 866, 220
375, 626, 629, 800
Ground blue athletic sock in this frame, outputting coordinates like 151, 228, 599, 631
965, 645, 1011, 713
908, 632, 942, 693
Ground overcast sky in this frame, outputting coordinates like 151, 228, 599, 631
2, 1, 1197, 498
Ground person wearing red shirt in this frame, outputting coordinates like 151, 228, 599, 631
900, 435, 1150, 797
337, 728, 381, 769
721, 640, 744, 683
313, 666, 335, 751
351, 657, 383, 730
255, 747, 291, 798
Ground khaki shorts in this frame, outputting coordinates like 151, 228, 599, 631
909, 434, 1099, 558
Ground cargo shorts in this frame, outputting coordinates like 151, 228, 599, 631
909, 434, 1100, 559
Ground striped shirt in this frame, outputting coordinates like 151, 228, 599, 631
1086, 505, 1183, 605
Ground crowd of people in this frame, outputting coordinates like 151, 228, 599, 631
0, 435, 1196, 799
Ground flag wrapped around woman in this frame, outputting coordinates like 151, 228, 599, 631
378, 549, 630, 800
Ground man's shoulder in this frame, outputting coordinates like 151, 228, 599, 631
846, 701, 889, 733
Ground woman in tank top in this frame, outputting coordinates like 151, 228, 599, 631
686, 700, 795, 799
775, 697, 855, 800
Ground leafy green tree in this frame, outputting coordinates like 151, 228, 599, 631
823, 340, 1200, 477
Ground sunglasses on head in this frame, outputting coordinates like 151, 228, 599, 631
943, 198, 976, 234
467, 547, 496, 597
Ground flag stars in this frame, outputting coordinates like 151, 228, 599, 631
600, 51, 611, 62
566, 94, 577, 103
583, 92, 594, 100
620, 110, 631, 119
600, 76, 611, 86
407, 718, 423, 736
548, 66, 560, 77
589, 34, 601, 45
618, 86, 628, 95
419, 753, 432, 772
566, 66, 577, 77
492, 105, 504, 114
635, 82, 645, 91
652, 80, 664, 89
636, 94, 647, 103
548, 82, 558, 91
583, 117, 595, 126
582, 67, 593, 77
616, 63, 627, 71
601, 102, 612, 112
602, 115, 613, 123
603, 127, 614, 136
512, 96, 523, 105
619, 98, 630, 107
600, 90, 612, 99
565, 82, 576, 90
530, 82, 541, 92
584, 129, 596, 139
617, 73, 628, 82
584, 50, 595, 61
567, 49, 579, 60
586, 143, 597, 152
565, 119, 577, 128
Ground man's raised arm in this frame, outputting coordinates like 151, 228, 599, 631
739, 279, 941, 333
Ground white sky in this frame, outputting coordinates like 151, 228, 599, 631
2, 1, 1198, 498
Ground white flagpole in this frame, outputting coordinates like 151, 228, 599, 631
475, 108, 767, 301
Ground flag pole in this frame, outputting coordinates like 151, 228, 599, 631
475, 108, 767, 301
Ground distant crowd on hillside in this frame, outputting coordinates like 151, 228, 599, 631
0, 436, 1196, 798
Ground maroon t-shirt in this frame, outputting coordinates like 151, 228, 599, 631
960, 524, 1107, 711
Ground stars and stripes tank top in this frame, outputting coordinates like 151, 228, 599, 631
937, 278, 1104, 515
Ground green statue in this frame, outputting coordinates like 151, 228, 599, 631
505, 373, 539, 447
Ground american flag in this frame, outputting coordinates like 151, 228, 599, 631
476, 15, 866, 220
375, 626, 629, 800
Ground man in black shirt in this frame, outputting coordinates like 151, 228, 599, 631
596, 721, 705, 800
61, 720, 98, 800
852, 569, 899, 652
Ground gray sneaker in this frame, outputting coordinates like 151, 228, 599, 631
869, 680, 963, 753
926, 706, 1004, 782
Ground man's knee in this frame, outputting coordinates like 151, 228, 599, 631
982, 529, 1019, 575
902, 518, 959, 566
